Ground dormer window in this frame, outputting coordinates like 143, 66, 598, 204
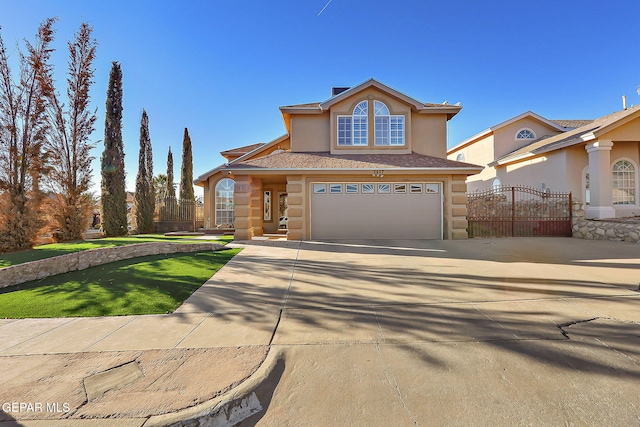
337, 101, 368, 146
516, 128, 536, 140
374, 101, 405, 146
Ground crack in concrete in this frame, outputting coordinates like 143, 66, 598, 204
375, 342, 418, 426
269, 240, 302, 346
557, 317, 601, 339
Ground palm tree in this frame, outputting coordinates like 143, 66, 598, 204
154, 174, 169, 200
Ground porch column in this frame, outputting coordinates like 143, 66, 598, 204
233, 175, 253, 240
286, 175, 304, 240
250, 178, 263, 237
450, 175, 469, 239
585, 140, 616, 219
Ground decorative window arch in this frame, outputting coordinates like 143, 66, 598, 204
456, 152, 465, 162
612, 159, 636, 205
374, 100, 405, 146
215, 178, 235, 227
337, 101, 368, 146
515, 128, 536, 140
492, 178, 501, 191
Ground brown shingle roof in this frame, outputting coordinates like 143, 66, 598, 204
220, 143, 265, 156
226, 151, 482, 170
550, 119, 594, 129
280, 102, 321, 109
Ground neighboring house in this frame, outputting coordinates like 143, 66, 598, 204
195, 79, 482, 240
447, 106, 640, 219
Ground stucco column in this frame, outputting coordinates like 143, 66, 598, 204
250, 178, 263, 237
449, 175, 469, 239
233, 175, 253, 240
286, 175, 305, 240
585, 140, 616, 219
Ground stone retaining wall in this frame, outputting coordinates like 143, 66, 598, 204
0, 242, 223, 289
572, 220, 640, 243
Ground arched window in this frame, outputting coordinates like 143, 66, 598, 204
492, 178, 501, 192
337, 101, 368, 146
374, 100, 405, 146
456, 153, 465, 162
215, 178, 235, 227
516, 128, 536, 140
612, 160, 636, 205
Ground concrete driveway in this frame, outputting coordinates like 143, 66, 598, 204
235, 238, 640, 426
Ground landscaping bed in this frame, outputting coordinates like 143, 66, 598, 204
0, 248, 241, 318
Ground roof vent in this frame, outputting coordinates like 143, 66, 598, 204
331, 87, 350, 97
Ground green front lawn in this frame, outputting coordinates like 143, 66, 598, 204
0, 234, 233, 268
0, 248, 240, 318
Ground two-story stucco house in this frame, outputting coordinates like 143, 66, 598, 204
195, 79, 482, 240
447, 106, 640, 219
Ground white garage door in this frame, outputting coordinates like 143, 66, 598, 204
310, 182, 442, 240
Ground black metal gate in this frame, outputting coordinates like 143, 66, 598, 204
467, 186, 572, 238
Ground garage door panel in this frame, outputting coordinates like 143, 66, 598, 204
311, 185, 442, 240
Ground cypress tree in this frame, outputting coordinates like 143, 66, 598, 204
179, 128, 195, 202
134, 109, 154, 233
166, 146, 176, 200
100, 62, 128, 236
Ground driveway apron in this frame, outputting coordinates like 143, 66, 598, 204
242, 238, 640, 427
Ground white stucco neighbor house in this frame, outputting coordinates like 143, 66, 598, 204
447, 105, 640, 219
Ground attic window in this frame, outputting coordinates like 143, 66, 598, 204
515, 128, 536, 140
337, 101, 368, 146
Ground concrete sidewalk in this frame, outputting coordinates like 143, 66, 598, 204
0, 242, 301, 426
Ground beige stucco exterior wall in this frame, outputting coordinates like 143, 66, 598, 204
564, 145, 589, 202
411, 114, 448, 158
203, 183, 210, 228
501, 151, 569, 191
602, 116, 640, 141
493, 119, 563, 159
291, 115, 330, 152
449, 135, 495, 191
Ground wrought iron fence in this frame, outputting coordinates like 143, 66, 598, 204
467, 186, 572, 238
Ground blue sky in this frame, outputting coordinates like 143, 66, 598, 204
2, 0, 639, 195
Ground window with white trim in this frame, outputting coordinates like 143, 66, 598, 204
215, 178, 235, 227
374, 101, 405, 146
612, 160, 636, 205
337, 101, 368, 146
516, 128, 536, 140
583, 167, 590, 205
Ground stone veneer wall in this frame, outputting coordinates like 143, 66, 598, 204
0, 242, 223, 289
572, 219, 640, 243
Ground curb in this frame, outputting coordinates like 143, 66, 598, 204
143, 347, 284, 427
